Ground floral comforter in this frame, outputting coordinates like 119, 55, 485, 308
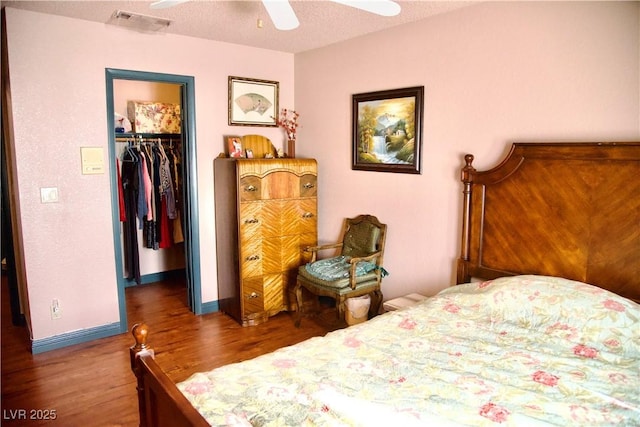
178, 275, 640, 426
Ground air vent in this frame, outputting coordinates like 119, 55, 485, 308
108, 10, 172, 32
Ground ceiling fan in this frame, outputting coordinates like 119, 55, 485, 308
150, 0, 401, 31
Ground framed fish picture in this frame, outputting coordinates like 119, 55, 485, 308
228, 76, 279, 126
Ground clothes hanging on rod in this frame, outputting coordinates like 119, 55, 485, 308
121, 143, 141, 284
116, 158, 126, 222
117, 136, 183, 284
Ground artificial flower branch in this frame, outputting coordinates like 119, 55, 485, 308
273, 108, 300, 142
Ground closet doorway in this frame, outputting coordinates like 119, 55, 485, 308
106, 69, 202, 332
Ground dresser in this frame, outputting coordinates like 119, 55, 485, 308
214, 158, 318, 326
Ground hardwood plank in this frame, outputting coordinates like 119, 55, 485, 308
1, 274, 334, 426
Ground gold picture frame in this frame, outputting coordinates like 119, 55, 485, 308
228, 76, 279, 127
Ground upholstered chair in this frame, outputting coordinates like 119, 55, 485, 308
294, 214, 387, 326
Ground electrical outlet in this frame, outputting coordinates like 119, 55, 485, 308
40, 187, 59, 203
50, 299, 62, 320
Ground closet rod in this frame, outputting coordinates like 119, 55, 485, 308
115, 137, 179, 143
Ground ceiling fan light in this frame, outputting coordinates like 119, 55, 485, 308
331, 0, 401, 17
262, 0, 300, 31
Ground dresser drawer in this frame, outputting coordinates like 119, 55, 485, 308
261, 171, 297, 199
298, 198, 317, 235
240, 239, 263, 278
239, 202, 263, 238
300, 174, 317, 197
242, 278, 264, 314
239, 176, 261, 201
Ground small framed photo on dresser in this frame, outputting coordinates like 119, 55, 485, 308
227, 136, 244, 158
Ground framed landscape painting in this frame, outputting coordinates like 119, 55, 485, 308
352, 86, 424, 174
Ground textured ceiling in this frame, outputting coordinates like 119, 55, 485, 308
1, 0, 474, 53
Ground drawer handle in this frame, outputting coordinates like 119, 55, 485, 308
248, 292, 260, 299
303, 182, 315, 189
302, 212, 314, 218
244, 185, 258, 192
246, 255, 260, 261
244, 218, 259, 224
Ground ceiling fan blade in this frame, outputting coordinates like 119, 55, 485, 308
262, 0, 300, 31
330, 0, 401, 17
150, 0, 190, 9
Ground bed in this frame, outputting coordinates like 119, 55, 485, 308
130, 142, 640, 426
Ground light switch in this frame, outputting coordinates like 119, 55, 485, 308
40, 187, 59, 203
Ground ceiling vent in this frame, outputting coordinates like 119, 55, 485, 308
108, 10, 172, 33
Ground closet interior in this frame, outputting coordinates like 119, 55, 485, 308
113, 80, 186, 287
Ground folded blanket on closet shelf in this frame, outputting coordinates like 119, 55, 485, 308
127, 101, 181, 134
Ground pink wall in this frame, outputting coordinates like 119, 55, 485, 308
4, 7, 294, 341
295, 1, 639, 299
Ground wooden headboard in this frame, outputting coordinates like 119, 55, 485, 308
457, 142, 640, 303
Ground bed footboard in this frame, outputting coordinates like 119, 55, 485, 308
130, 323, 209, 427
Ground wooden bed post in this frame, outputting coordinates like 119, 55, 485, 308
130, 323, 153, 427
457, 154, 475, 284
128, 323, 210, 427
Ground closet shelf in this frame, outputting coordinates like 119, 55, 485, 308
116, 132, 181, 139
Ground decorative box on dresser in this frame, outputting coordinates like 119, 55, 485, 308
214, 158, 318, 326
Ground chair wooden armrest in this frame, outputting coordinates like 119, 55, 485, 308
347, 251, 383, 289
304, 242, 343, 262
346, 251, 382, 265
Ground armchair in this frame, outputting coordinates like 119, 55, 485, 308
294, 214, 387, 326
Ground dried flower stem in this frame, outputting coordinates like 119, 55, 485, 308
274, 108, 299, 142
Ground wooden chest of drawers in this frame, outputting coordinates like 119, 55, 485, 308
214, 158, 318, 326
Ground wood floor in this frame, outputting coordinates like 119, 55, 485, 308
1, 273, 335, 426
